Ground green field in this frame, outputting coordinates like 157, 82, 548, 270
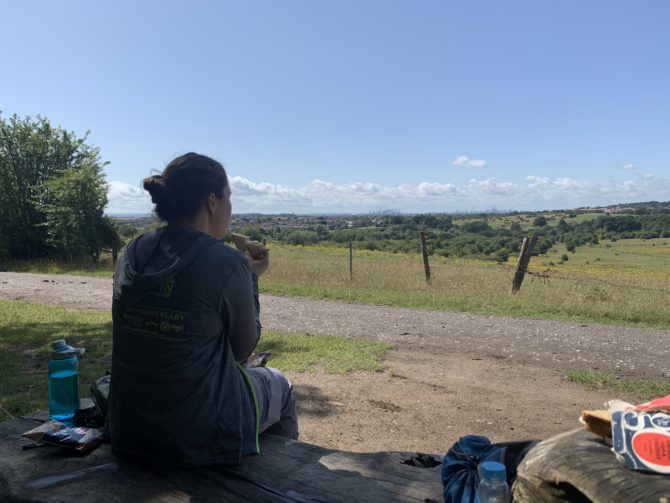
455, 211, 603, 229
2, 237, 669, 329
540, 238, 670, 275
261, 238, 670, 329
0, 300, 388, 420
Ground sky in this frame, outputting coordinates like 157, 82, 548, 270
2, 0, 669, 214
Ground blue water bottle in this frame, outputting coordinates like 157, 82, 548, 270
48, 339, 85, 424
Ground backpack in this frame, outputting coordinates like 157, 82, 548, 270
441, 434, 537, 503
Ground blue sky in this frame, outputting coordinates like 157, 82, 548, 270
2, 0, 668, 214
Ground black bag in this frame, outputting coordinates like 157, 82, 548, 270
441, 434, 537, 502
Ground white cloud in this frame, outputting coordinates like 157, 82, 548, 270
452, 156, 487, 169
106, 181, 152, 214
620, 163, 637, 170
106, 173, 670, 215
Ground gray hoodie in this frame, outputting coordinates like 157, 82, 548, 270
109, 225, 261, 466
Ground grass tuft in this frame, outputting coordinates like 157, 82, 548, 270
567, 370, 670, 401
257, 331, 389, 373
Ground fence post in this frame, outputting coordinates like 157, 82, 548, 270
349, 242, 353, 281
419, 231, 432, 286
511, 236, 537, 293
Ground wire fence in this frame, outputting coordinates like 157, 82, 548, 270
522, 268, 670, 294
270, 241, 670, 295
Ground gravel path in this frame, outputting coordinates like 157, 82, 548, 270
1, 271, 668, 379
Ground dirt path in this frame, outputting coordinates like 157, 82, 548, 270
2, 271, 668, 454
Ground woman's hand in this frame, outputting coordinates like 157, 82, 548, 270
247, 249, 270, 277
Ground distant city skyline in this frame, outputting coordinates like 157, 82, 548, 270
3, 1, 669, 214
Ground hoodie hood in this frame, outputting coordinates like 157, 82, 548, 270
114, 226, 218, 301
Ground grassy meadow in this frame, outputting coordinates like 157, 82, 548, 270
453, 211, 603, 229
0, 300, 388, 420
2, 237, 669, 329
262, 238, 670, 329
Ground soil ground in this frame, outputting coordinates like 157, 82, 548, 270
2, 271, 669, 455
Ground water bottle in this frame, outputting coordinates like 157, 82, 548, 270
478, 461, 511, 503
48, 339, 85, 424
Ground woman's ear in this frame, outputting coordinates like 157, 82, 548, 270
206, 193, 217, 215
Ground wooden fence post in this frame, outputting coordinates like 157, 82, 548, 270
349, 242, 353, 281
511, 236, 537, 293
419, 231, 432, 286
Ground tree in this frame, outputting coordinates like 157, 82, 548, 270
556, 219, 570, 233
533, 216, 548, 227
0, 113, 119, 261
238, 225, 264, 242
37, 163, 112, 260
286, 230, 318, 245
461, 221, 491, 233
117, 224, 139, 242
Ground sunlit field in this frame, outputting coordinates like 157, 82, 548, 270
2, 238, 668, 329
262, 238, 670, 329
454, 211, 602, 229
539, 238, 670, 281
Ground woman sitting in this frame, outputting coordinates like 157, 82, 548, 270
109, 152, 298, 467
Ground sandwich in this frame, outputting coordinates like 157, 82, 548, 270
231, 233, 268, 259
580, 409, 612, 439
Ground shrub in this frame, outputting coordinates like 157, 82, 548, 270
286, 231, 318, 246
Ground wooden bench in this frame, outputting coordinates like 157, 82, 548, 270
5, 413, 668, 502
0, 412, 444, 502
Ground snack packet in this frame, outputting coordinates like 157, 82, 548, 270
22, 420, 104, 453
635, 394, 670, 414
609, 394, 670, 474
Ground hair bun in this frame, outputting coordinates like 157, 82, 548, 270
143, 175, 167, 203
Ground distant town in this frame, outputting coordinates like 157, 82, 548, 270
112, 200, 669, 233
111, 200, 670, 262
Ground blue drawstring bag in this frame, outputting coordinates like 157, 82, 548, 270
441, 435, 537, 503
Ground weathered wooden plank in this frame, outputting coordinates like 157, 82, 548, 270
0, 415, 444, 502
513, 428, 670, 503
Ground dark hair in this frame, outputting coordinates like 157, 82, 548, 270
143, 153, 228, 223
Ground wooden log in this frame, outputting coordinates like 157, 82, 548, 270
510, 236, 537, 293
0, 415, 444, 503
420, 231, 432, 286
513, 428, 670, 502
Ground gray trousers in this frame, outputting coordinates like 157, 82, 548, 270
247, 367, 299, 440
